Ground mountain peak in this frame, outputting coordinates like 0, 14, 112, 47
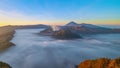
65, 21, 78, 26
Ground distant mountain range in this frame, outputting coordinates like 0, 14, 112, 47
63, 21, 120, 34
4, 21, 120, 34
40, 21, 120, 37
5, 24, 49, 29
65, 21, 109, 29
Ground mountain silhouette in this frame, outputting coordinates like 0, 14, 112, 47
65, 21, 78, 26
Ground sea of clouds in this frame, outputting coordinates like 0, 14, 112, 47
0, 29, 120, 68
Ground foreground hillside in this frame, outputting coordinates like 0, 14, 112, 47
78, 58, 120, 68
0, 26, 15, 52
0, 61, 12, 68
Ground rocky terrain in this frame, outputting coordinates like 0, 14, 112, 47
78, 58, 120, 68
39, 27, 53, 36
0, 26, 15, 52
0, 61, 12, 68
53, 29, 82, 39
39, 26, 82, 39
40, 21, 120, 38
39, 21, 120, 40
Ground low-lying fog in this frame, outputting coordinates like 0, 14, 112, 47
0, 29, 120, 68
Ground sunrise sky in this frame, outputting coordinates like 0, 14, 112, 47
0, 0, 120, 26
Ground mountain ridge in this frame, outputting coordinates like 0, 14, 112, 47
65, 21, 78, 26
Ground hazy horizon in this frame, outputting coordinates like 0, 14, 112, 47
0, 0, 120, 26
1, 21, 120, 27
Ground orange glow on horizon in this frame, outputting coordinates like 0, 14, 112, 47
0, 21, 66, 26
0, 19, 120, 27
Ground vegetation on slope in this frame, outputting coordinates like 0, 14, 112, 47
78, 58, 120, 68
0, 61, 12, 68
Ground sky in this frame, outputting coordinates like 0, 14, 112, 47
0, 0, 120, 26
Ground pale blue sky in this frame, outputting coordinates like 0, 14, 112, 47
0, 0, 120, 26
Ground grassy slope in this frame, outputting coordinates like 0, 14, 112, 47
0, 26, 15, 52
